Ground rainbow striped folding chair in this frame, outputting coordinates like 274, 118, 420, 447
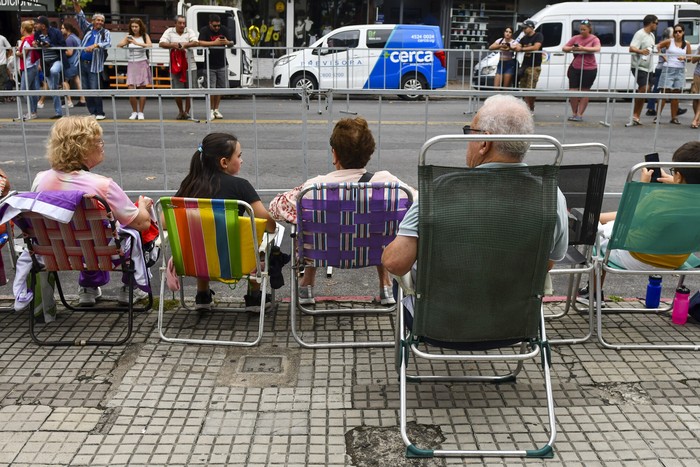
290, 181, 414, 349
156, 197, 269, 346
12, 193, 149, 346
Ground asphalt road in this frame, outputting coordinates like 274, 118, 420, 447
0, 93, 696, 300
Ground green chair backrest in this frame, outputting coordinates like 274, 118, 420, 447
608, 182, 700, 255
413, 165, 559, 343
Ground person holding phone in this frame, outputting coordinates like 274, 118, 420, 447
562, 19, 601, 122
578, 141, 700, 306
488, 26, 519, 89
117, 18, 152, 120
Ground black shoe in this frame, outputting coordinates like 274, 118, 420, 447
195, 289, 214, 311
75, 102, 86, 107
678, 107, 688, 116
244, 290, 273, 313
645, 109, 657, 116
50, 114, 62, 119
576, 284, 605, 309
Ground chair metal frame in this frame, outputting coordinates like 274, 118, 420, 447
530, 143, 610, 345
0, 191, 17, 312
13, 193, 151, 346
155, 197, 273, 347
596, 161, 700, 351
290, 181, 414, 349
396, 134, 561, 459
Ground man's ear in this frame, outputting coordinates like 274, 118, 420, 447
480, 140, 492, 156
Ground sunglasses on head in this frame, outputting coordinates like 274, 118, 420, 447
580, 19, 590, 25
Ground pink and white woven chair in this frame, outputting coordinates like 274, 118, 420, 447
11, 192, 150, 346
290, 181, 413, 348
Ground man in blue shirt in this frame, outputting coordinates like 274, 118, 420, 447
72, 0, 110, 120
382, 94, 569, 277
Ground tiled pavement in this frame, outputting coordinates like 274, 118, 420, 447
2, 290, 700, 466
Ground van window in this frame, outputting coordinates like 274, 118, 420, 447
621, 20, 673, 45
573, 20, 615, 47
367, 29, 391, 49
326, 30, 360, 49
539, 23, 563, 48
680, 21, 698, 45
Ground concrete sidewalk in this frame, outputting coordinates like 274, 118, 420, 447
1, 287, 700, 466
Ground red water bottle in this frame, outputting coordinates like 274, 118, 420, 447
672, 286, 691, 325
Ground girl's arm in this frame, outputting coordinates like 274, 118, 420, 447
250, 200, 277, 233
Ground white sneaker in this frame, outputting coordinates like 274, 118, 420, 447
22, 112, 37, 120
62, 102, 74, 108
129, 112, 138, 120
37, 101, 44, 109
94, 114, 106, 121
380, 285, 396, 306
213, 109, 223, 119
209, 110, 216, 121
78, 287, 102, 307
137, 112, 144, 120
299, 285, 315, 305
117, 285, 149, 306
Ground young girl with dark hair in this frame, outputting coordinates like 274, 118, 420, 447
175, 132, 276, 311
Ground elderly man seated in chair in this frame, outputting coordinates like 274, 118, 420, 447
382, 94, 569, 287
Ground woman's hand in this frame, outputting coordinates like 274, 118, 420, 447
138, 195, 153, 210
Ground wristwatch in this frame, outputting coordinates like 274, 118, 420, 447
178, 43, 183, 49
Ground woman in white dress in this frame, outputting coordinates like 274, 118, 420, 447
118, 18, 152, 120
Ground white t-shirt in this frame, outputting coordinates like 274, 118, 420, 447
126, 35, 148, 63
159, 27, 198, 70
0, 35, 11, 67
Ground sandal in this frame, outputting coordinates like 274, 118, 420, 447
692, 122, 699, 129
625, 118, 642, 127
670, 118, 681, 125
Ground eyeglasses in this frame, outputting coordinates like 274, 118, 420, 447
211, 23, 221, 28
674, 29, 683, 33
669, 167, 677, 175
462, 124, 487, 134
653, 21, 659, 25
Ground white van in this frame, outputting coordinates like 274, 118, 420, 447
273, 24, 447, 99
472, 2, 700, 90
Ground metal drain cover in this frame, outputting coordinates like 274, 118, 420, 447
241, 356, 283, 373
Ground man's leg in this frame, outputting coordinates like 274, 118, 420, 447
81, 64, 97, 115
634, 84, 650, 120
92, 71, 104, 116
49, 61, 63, 116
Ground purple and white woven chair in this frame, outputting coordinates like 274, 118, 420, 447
290, 181, 413, 348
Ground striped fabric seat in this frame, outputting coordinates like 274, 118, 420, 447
18, 197, 121, 273
297, 182, 411, 269
159, 197, 266, 282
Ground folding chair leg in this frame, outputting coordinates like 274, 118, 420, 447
398, 300, 557, 458
29, 271, 134, 346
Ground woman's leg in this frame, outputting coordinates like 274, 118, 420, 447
128, 85, 138, 112
493, 73, 502, 89
299, 266, 316, 287
137, 85, 146, 112
375, 265, 391, 288
670, 89, 681, 119
569, 90, 579, 115
577, 89, 590, 116
502, 73, 512, 88
196, 278, 209, 292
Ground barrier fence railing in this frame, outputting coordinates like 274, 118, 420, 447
0, 83, 692, 203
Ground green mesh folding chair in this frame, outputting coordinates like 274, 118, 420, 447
397, 134, 562, 459
156, 197, 271, 347
290, 181, 414, 348
530, 143, 609, 345
597, 161, 700, 351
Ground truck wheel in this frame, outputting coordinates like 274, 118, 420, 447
399, 74, 428, 101
290, 73, 318, 99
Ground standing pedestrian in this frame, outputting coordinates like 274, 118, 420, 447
689, 44, 700, 128
626, 14, 658, 127
159, 15, 199, 120
72, 0, 110, 120
515, 20, 544, 112
563, 19, 601, 121
488, 26, 518, 89
60, 22, 86, 109
655, 23, 690, 125
0, 33, 11, 103
198, 14, 232, 121
17, 20, 40, 120
117, 18, 152, 120
34, 16, 65, 119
